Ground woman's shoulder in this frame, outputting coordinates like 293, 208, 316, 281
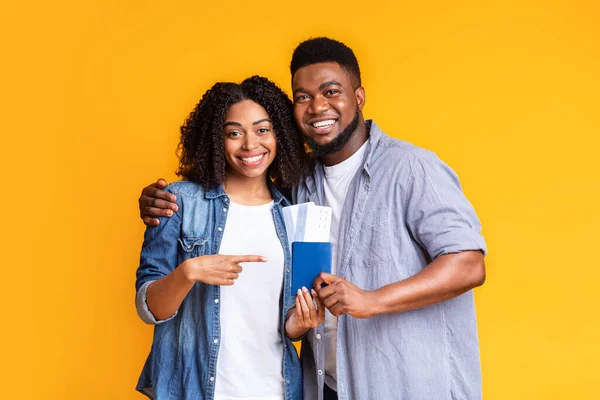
164, 180, 207, 198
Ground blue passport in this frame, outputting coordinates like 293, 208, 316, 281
291, 241, 332, 294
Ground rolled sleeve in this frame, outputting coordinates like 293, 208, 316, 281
136, 280, 178, 324
405, 154, 487, 259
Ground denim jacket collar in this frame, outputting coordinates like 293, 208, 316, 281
204, 181, 287, 206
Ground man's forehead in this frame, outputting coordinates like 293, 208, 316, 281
292, 62, 348, 89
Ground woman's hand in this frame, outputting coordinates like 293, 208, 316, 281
181, 254, 267, 286
285, 286, 325, 339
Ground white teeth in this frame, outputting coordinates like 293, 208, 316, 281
312, 119, 335, 128
241, 154, 264, 163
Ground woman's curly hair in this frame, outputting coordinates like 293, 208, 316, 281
176, 75, 313, 189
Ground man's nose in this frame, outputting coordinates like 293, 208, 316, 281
309, 96, 330, 114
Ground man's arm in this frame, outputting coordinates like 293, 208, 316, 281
139, 178, 178, 226
316, 151, 487, 319
314, 250, 484, 318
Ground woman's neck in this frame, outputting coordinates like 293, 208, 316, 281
223, 173, 272, 206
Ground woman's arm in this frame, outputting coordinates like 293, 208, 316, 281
145, 254, 267, 321
135, 185, 267, 323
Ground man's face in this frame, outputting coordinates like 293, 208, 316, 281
292, 62, 364, 153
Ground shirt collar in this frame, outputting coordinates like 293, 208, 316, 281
305, 119, 382, 195
363, 120, 384, 175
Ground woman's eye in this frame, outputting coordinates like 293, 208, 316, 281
257, 128, 270, 134
226, 131, 242, 138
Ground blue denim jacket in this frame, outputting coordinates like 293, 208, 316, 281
135, 180, 302, 400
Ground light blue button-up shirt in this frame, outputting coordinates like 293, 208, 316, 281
294, 120, 487, 400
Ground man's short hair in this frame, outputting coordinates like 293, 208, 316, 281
290, 37, 361, 88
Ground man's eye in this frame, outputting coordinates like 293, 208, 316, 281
295, 95, 309, 102
326, 89, 340, 96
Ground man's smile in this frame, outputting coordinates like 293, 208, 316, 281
307, 116, 338, 134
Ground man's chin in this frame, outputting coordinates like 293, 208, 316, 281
305, 140, 335, 156
303, 128, 337, 140
304, 108, 360, 157
309, 136, 337, 147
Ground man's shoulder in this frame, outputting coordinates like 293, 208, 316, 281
372, 132, 440, 169
371, 129, 461, 190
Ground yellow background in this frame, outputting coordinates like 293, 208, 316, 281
1, 0, 598, 398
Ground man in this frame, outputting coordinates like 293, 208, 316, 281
139, 37, 487, 400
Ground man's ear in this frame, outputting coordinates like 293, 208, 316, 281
355, 87, 366, 111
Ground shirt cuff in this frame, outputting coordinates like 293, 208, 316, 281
427, 230, 488, 259
136, 280, 178, 324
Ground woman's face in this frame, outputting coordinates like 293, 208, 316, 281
223, 100, 277, 181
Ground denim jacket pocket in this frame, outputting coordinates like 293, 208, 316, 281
177, 236, 209, 259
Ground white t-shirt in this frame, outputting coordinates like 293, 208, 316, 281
214, 200, 285, 400
322, 140, 370, 391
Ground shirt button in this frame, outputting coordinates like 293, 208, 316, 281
286, 269, 290, 273
279, 232, 283, 236
223, 208, 228, 212
316, 333, 322, 340
218, 227, 223, 232
214, 299, 219, 304
213, 338, 219, 344
209, 376, 215, 382
318, 370, 323, 375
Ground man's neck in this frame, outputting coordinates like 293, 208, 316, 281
321, 118, 369, 166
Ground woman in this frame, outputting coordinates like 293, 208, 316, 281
135, 76, 324, 400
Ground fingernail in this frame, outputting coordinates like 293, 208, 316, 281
261, 256, 268, 262
167, 210, 173, 216
297, 289, 302, 296
311, 289, 317, 296
302, 286, 308, 292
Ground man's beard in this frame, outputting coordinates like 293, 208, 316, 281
304, 108, 360, 158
